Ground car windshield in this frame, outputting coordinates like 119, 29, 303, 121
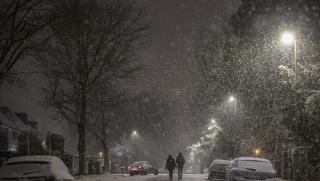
212, 164, 229, 171
238, 160, 274, 172
132, 162, 143, 166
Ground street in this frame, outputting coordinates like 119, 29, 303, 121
76, 174, 208, 181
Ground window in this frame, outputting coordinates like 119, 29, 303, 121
0, 126, 9, 151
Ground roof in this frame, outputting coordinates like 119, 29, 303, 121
236, 157, 271, 162
5, 155, 63, 165
0, 107, 33, 132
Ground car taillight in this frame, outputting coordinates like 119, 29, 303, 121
128, 166, 131, 170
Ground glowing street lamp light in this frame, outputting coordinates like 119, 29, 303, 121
98, 151, 103, 158
211, 119, 216, 124
281, 32, 295, 45
228, 96, 235, 102
280, 31, 297, 75
254, 148, 261, 157
132, 130, 138, 136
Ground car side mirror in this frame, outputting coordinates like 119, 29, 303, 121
225, 166, 231, 171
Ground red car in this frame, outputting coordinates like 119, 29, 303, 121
128, 161, 158, 176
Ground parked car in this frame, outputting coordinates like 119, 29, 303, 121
0, 155, 74, 181
128, 161, 158, 176
226, 157, 276, 181
208, 159, 231, 180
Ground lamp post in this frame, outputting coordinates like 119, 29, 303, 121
228, 95, 237, 119
280, 31, 297, 75
124, 130, 138, 173
280, 31, 298, 180
228, 95, 237, 157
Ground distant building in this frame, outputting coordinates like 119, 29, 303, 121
0, 107, 42, 166
47, 133, 65, 156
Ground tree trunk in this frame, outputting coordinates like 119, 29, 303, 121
78, 124, 86, 174
78, 90, 87, 175
103, 146, 109, 173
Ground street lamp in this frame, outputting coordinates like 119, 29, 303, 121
228, 96, 235, 102
254, 148, 261, 157
280, 31, 297, 75
98, 151, 103, 158
132, 130, 138, 137
228, 95, 237, 157
228, 95, 237, 117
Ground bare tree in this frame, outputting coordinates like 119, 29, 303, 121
0, 0, 52, 85
88, 84, 128, 173
36, 0, 148, 174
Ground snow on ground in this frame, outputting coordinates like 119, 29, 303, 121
75, 174, 287, 181
76, 174, 207, 181
76, 174, 157, 181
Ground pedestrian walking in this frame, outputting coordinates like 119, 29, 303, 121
165, 154, 176, 181
176, 152, 185, 180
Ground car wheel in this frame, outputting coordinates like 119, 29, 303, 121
154, 169, 159, 175
130, 173, 134, 176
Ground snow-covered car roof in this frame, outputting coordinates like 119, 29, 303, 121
236, 157, 271, 162
233, 157, 275, 173
5, 155, 62, 164
132, 161, 150, 165
1, 156, 73, 180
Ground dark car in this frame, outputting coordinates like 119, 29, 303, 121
208, 159, 231, 180
128, 161, 158, 176
226, 157, 276, 181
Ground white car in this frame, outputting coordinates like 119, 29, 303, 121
226, 157, 276, 181
0, 155, 74, 181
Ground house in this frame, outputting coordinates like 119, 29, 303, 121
0, 107, 39, 166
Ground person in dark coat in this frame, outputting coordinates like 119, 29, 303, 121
176, 152, 185, 180
165, 154, 176, 181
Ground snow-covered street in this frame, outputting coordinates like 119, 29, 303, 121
76, 174, 289, 181
76, 174, 208, 181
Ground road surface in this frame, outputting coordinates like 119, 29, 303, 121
76, 174, 286, 181
76, 174, 208, 181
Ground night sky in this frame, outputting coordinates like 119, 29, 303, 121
0, 0, 240, 154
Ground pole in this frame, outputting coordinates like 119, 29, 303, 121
294, 40, 297, 76
234, 96, 237, 157
234, 96, 237, 120
27, 131, 30, 155
48, 131, 51, 155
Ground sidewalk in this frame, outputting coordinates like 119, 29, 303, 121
276, 178, 290, 181
75, 173, 125, 181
